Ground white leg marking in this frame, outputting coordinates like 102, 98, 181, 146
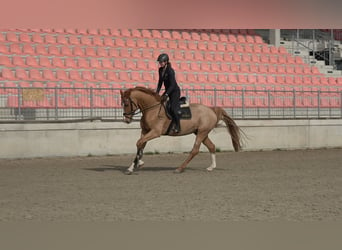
139, 160, 144, 166
127, 162, 135, 172
206, 153, 217, 171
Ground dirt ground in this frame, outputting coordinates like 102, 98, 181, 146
0, 149, 341, 222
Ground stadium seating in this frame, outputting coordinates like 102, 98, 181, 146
0, 28, 341, 111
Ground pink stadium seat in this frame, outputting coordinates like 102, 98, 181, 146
96, 47, 107, 57
268, 64, 276, 74
62, 46, 74, 56
65, 57, 76, 68
109, 28, 120, 36
6, 32, 18, 42
278, 46, 287, 54
131, 48, 141, 58
81, 71, 93, 81
286, 56, 295, 64
90, 58, 101, 69
0, 55, 13, 67
64, 96, 79, 108
227, 34, 237, 43
121, 29, 131, 37
11, 56, 25, 67
104, 96, 120, 108
151, 30, 162, 38
94, 71, 105, 81
240, 64, 249, 73
29, 69, 42, 80
31, 33, 43, 43
194, 51, 204, 61
69, 35, 80, 45
142, 71, 153, 82
56, 34, 68, 44
254, 36, 263, 44
107, 71, 119, 81
16, 68, 28, 80
119, 48, 130, 58
232, 53, 242, 62
266, 75, 275, 84
69, 70, 82, 81
77, 58, 89, 68
119, 71, 129, 82
9, 44, 21, 54
190, 62, 200, 71
131, 29, 142, 38
101, 59, 113, 69
210, 63, 220, 72
85, 47, 96, 57
95, 29, 106, 36
260, 54, 269, 63
223, 53, 234, 62
43, 69, 56, 80
161, 30, 171, 39
187, 73, 198, 83
113, 59, 125, 70
295, 56, 304, 64
220, 62, 230, 72
102, 37, 113, 47
51, 57, 63, 68
131, 71, 141, 82
170, 30, 181, 39
180, 31, 190, 40
56, 70, 68, 81
140, 29, 151, 38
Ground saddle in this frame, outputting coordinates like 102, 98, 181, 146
165, 96, 192, 120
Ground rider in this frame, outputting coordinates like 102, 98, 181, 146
156, 53, 181, 133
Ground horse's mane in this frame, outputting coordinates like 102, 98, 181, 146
125, 86, 161, 101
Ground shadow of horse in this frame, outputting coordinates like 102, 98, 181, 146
84, 165, 194, 173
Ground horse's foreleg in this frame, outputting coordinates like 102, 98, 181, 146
125, 130, 161, 175
175, 132, 207, 173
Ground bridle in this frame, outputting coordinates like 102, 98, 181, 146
123, 96, 162, 118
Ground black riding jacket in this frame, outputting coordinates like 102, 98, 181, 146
156, 64, 180, 96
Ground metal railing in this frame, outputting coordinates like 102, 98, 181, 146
0, 87, 342, 121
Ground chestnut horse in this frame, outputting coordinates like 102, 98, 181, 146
120, 86, 243, 174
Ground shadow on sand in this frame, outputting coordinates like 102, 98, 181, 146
83, 165, 196, 173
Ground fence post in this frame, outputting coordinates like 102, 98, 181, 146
340, 91, 342, 118
17, 86, 21, 120
54, 87, 58, 120
267, 90, 271, 119
90, 87, 93, 117
242, 88, 245, 119
293, 89, 296, 118
318, 90, 321, 118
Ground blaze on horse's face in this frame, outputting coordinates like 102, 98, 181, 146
120, 90, 134, 124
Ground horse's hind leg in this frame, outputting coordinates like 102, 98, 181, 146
202, 136, 217, 171
175, 131, 208, 173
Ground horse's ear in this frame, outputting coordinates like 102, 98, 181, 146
120, 89, 124, 97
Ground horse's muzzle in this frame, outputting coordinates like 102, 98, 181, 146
123, 116, 132, 124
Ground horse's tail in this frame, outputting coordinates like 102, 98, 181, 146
211, 107, 244, 152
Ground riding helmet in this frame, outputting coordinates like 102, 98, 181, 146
157, 53, 169, 63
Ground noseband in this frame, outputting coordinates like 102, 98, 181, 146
123, 97, 140, 118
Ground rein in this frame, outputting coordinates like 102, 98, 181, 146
123, 97, 162, 118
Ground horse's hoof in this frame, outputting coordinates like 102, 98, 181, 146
124, 170, 133, 175
174, 168, 184, 174
206, 167, 214, 172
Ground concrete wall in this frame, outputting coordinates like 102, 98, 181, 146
1, 119, 342, 159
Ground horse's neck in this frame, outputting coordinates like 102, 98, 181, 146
133, 92, 158, 110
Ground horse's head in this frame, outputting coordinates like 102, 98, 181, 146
120, 87, 161, 123
120, 89, 138, 124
